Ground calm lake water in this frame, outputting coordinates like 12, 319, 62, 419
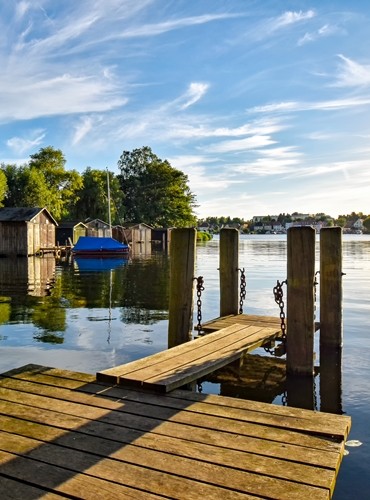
0, 233, 369, 499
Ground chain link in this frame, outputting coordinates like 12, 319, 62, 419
194, 276, 205, 334
313, 271, 320, 321
238, 268, 246, 314
273, 279, 287, 340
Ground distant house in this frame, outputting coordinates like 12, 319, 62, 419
56, 221, 88, 245
84, 219, 111, 237
198, 222, 211, 232
0, 207, 58, 256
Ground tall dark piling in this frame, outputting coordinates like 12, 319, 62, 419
219, 228, 239, 316
320, 226, 343, 349
286, 226, 316, 376
168, 228, 196, 348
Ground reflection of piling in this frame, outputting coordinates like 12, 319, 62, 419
286, 373, 315, 410
219, 228, 239, 316
168, 228, 196, 348
320, 347, 343, 414
286, 226, 316, 376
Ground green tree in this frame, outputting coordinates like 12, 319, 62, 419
363, 216, 370, 233
28, 146, 82, 220
0, 168, 7, 207
1, 163, 48, 207
72, 168, 123, 223
117, 146, 197, 227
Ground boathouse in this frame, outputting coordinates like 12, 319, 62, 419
55, 221, 87, 245
84, 218, 111, 237
0, 207, 57, 256
113, 223, 152, 253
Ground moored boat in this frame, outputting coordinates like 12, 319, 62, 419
71, 236, 130, 256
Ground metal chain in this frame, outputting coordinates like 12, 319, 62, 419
273, 279, 287, 340
313, 271, 320, 321
281, 391, 288, 406
194, 276, 205, 334
238, 268, 246, 314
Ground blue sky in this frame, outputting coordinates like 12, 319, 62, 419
1, 1, 370, 220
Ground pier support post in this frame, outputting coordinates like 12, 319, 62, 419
219, 228, 239, 316
320, 226, 343, 349
286, 226, 316, 376
168, 228, 196, 348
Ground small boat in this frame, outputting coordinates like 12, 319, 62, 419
71, 236, 130, 256
72, 170, 130, 257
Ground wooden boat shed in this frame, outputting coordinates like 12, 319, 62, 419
84, 218, 111, 238
114, 222, 152, 245
0, 207, 57, 256
56, 221, 87, 245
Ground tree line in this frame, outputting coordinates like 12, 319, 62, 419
0, 146, 197, 227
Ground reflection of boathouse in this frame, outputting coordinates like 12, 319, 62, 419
0, 256, 55, 297
0, 207, 57, 256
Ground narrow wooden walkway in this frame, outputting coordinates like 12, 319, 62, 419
97, 322, 281, 391
0, 364, 350, 499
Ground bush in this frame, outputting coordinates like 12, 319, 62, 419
197, 231, 213, 242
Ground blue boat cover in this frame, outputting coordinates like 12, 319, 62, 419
72, 236, 129, 253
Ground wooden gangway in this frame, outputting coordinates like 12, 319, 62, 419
0, 364, 351, 499
97, 322, 282, 392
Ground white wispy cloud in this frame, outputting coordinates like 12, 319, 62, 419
232, 146, 302, 176
298, 24, 340, 46
274, 10, 316, 29
117, 13, 242, 39
257, 9, 316, 39
6, 130, 46, 154
332, 55, 370, 87
15, 1, 31, 20
203, 135, 276, 153
72, 116, 99, 145
250, 95, 370, 114
179, 82, 210, 110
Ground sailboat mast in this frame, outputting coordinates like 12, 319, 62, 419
106, 168, 112, 238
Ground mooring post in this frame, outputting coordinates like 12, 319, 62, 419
286, 226, 316, 376
320, 226, 343, 349
168, 228, 196, 348
219, 228, 239, 316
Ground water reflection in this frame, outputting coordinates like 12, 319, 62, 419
0, 255, 55, 297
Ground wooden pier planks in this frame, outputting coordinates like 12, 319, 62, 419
0, 365, 351, 499
97, 323, 281, 391
201, 314, 283, 332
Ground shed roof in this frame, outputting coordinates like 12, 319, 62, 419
57, 221, 88, 229
0, 207, 58, 225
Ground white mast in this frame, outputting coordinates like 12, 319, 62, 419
106, 168, 112, 237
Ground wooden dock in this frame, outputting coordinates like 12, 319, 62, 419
0, 364, 351, 499
97, 321, 282, 391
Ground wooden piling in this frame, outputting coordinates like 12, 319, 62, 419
219, 228, 239, 316
168, 228, 196, 348
286, 226, 316, 376
320, 226, 343, 349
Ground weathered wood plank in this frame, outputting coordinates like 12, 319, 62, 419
0, 476, 66, 499
117, 325, 279, 391
0, 365, 350, 500
0, 381, 344, 467
0, 414, 336, 492
1, 367, 351, 441
0, 450, 161, 500
97, 323, 279, 390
